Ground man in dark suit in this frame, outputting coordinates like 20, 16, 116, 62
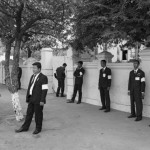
128, 60, 145, 121
15, 62, 48, 134
67, 61, 85, 104
17, 67, 22, 90
55, 63, 67, 97
98, 60, 111, 112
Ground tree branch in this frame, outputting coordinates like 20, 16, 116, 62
20, 16, 42, 35
20, 15, 64, 36
15, 3, 24, 33
27, 31, 57, 38
0, 9, 14, 18
2, 0, 16, 10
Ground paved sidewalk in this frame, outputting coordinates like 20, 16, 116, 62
0, 84, 150, 150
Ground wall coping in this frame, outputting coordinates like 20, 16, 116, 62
107, 63, 133, 69
74, 62, 133, 69
41, 48, 53, 52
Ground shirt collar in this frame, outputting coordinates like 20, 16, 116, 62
103, 67, 106, 70
78, 67, 82, 69
134, 69, 138, 73
33, 72, 41, 77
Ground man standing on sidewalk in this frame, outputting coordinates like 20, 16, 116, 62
15, 62, 48, 134
98, 60, 112, 112
128, 60, 145, 121
67, 61, 85, 104
55, 63, 67, 97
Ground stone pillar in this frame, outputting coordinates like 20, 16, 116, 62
96, 51, 114, 63
139, 48, 150, 117
66, 46, 74, 100
41, 48, 53, 93
96, 51, 114, 69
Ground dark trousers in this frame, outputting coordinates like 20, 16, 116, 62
56, 79, 65, 96
22, 102, 43, 131
100, 87, 110, 110
130, 91, 143, 118
72, 84, 82, 102
18, 78, 21, 89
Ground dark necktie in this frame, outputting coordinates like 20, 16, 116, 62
31, 74, 36, 84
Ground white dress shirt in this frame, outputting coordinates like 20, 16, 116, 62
29, 73, 40, 95
134, 68, 138, 73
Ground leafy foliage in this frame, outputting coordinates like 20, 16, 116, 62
0, 0, 73, 93
0, 0, 72, 46
72, 0, 150, 50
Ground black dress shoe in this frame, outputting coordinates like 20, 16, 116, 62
15, 127, 28, 133
56, 95, 59, 97
33, 129, 41, 135
128, 114, 136, 118
99, 107, 106, 110
104, 110, 110, 113
76, 102, 81, 104
135, 117, 142, 121
67, 100, 74, 103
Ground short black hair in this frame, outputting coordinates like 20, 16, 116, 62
78, 61, 83, 65
101, 60, 106, 64
63, 63, 67, 67
32, 62, 41, 70
134, 60, 140, 65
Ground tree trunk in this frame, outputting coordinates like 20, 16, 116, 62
27, 47, 32, 58
4, 39, 24, 121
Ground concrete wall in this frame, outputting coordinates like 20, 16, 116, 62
40, 48, 53, 93
20, 64, 33, 89
0, 47, 150, 118
81, 62, 132, 112
108, 63, 132, 113
82, 62, 100, 105
65, 47, 150, 118
80, 60, 150, 118
140, 48, 150, 117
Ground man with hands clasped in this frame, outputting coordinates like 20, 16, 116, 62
67, 61, 85, 104
98, 60, 112, 112
128, 60, 145, 121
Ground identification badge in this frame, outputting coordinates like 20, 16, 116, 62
79, 72, 83, 76
103, 74, 106, 77
135, 77, 140, 80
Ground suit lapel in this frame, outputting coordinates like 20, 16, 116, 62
29, 75, 34, 86
28, 75, 34, 93
103, 67, 107, 73
136, 69, 141, 77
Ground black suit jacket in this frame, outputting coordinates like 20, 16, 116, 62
56, 66, 66, 79
128, 69, 145, 94
74, 67, 85, 85
26, 73, 48, 104
99, 67, 111, 88
18, 67, 22, 79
